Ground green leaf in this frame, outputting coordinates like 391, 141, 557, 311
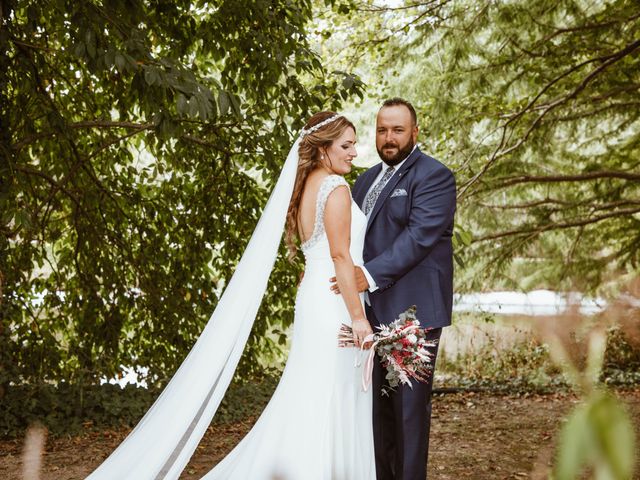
144, 67, 159, 86
341, 76, 354, 89
228, 93, 241, 117
218, 90, 230, 115
115, 53, 126, 72
73, 42, 86, 58
555, 392, 636, 480
15, 210, 32, 229
85, 29, 96, 59
555, 400, 591, 480
176, 94, 188, 116
187, 95, 199, 118
197, 95, 210, 121
460, 231, 472, 246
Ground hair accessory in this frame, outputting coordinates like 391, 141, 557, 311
300, 114, 342, 138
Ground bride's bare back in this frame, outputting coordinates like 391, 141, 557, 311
297, 170, 332, 243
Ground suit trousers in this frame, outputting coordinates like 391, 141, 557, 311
367, 306, 442, 480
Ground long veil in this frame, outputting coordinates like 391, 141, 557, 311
87, 137, 301, 480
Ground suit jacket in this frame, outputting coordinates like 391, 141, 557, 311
353, 146, 456, 329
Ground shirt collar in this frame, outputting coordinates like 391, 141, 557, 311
381, 143, 418, 172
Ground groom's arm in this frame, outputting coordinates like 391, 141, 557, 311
364, 166, 456, 291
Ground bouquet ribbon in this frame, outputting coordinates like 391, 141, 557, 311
359, 333, 378, 392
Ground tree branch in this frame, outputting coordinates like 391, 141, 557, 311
482, 171, 640, 192
9, 37, 56, 53
14, 164, 85, 211
12, 120, 238, 152
479, 198, 640, 211
11, 121, 154, 151
355, 0, 446, 13
548, 101, 640, 122
475, 206, 640, 242
85, 125, 155, 161
458, 39, 640, 198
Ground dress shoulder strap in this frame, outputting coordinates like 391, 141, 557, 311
317, 174, 349, 206
301, 175, 349, 251
315, 174, 349, 224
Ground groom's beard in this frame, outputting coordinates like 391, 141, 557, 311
376, 138, 415, 166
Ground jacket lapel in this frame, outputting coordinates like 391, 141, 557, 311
366, 147, 422, 231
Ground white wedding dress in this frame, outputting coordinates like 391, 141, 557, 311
202, 174, 375, 480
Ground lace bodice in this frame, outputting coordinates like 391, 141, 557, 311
300, 174, 350, 252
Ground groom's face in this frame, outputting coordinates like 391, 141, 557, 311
375, 105, 419, 166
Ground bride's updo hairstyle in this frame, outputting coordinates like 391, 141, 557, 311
285, 111, 356, 260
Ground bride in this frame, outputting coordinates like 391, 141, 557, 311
86, 112, 376, 480
202, 112, 375, 479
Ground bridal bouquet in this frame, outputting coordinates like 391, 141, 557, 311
338, 306, 438, 394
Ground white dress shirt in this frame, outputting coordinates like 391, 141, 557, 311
360, 144, 418, 293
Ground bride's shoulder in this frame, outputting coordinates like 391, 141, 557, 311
318, 175, 350, 205
303, 173, 350, 207
320, 174, 350, 191
320, 175, 351, 214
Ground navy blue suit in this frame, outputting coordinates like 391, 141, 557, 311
353, 146, 456, 480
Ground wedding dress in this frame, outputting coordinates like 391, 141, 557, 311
86, 130, 374, 480
202, 174, 375, 480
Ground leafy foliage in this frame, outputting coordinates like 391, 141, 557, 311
0, 0, 364, 388
0, 375, 279, 438
318, 0, 640, 294
438, 337, 566, 393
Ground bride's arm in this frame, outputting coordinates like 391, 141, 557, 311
324, 185, 372, 347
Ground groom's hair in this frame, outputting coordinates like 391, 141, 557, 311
381, 97, 417, 126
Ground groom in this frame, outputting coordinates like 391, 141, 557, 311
342, 98, 456, 479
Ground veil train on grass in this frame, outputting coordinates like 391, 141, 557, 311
86, 137, 300, 480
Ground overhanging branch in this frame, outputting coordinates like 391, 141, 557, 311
458, 38, 640, 198
475, 206, 640, 242
481, 171, 640, 192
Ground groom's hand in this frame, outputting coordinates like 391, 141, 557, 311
329, 267, 369, 294
353, 267, 370, 292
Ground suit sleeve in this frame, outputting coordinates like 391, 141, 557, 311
364, 166, 456, 290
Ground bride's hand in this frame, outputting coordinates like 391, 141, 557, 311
351, 318, 372, 349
